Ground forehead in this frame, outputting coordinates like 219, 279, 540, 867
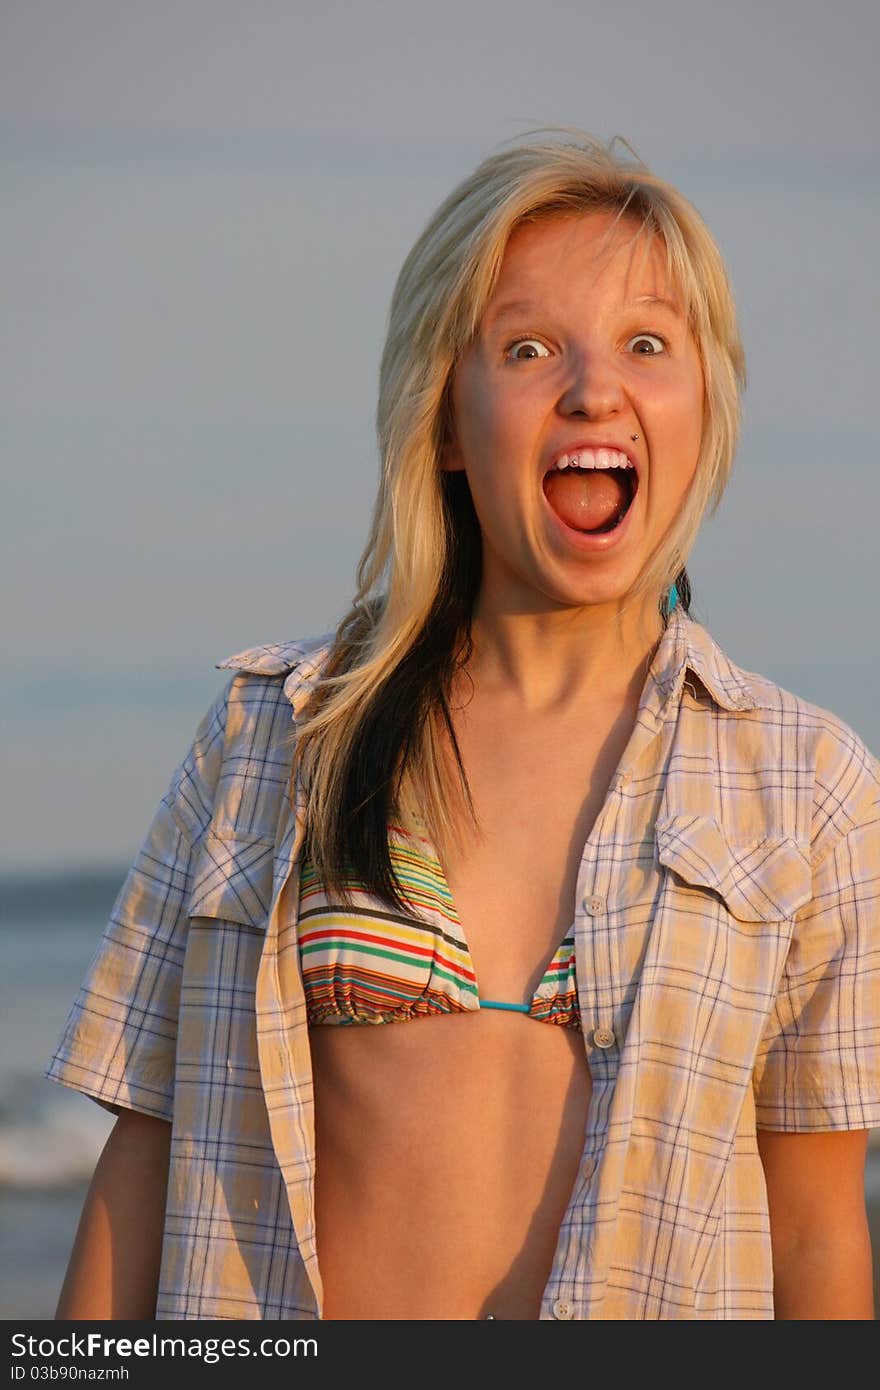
490, 210, 679, 311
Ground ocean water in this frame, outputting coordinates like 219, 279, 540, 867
2, 870, 879, 1319
0, 872, 122, 1319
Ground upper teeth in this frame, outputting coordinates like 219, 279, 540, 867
552, 448, 634, 471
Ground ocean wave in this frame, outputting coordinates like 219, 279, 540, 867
0, 1082, 114, 1189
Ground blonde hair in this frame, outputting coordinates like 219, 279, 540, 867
293, 126, 747, 904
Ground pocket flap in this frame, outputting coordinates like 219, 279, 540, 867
655, 814, 812, 922
188, 829, 277, 927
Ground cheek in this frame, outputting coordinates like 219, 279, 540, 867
655, 367, 704, 457
646, 371, 703, 503
670, 399, 703, 488
451, 370, 491, 457
451, 375, 517, 483
683, 355, 706, 444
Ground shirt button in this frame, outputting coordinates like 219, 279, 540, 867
618, 770, 631, 788
582, 894, 605, 915
592, 1026, 616, 1049
552, 1298, 574, 1320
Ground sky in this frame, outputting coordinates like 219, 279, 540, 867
2, 0, 878, 873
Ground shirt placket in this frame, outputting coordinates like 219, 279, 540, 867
539, 698, 670, 1321
255, 681, 324, 1318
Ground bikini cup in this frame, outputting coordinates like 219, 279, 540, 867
297, 822, 580, 1028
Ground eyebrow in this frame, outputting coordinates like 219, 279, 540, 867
485, 293, 683, 326
483, 300, 537, 326
630, 294, 682, 314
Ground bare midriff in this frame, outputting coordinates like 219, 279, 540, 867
311, 1010, 592, 1320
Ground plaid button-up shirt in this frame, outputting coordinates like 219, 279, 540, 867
46, 607, 880, 1319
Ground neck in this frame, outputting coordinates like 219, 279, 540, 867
459, 592, 667, 717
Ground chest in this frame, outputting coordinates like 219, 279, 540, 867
423, 696, 640, 1002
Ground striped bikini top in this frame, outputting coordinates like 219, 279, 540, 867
297, 819, 580, 1029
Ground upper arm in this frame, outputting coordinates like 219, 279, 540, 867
756, 1129, 874, 1319
55, 1108, 174, 1320
757, 1128, 870, 1235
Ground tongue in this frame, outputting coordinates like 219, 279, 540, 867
543, 468, 629, 532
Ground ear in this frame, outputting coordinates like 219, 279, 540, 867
439, 438, 465, 473
438, 375, 465, 473
439, 409, 466, 473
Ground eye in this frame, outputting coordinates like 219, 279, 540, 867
626, 333, 667, 356
504, 337, 551, 361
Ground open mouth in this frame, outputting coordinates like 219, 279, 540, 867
542, 464, 638, 534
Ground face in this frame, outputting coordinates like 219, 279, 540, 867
443, 210, 705, 618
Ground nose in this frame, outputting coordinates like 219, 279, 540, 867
557, 348, 625, 420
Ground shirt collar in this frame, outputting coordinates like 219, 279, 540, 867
280, 607, 758, 723
652, 606, 758, 713
283, 639, 334, 722
216, 633, 335, 723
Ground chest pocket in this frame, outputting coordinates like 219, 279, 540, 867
639, 813, 816, 1172
187, 828, 277, 929
655, 813, 813, 923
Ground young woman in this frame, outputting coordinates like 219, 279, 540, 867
48, 130, 879, 1321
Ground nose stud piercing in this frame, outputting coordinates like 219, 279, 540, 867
631, 433, 639, 442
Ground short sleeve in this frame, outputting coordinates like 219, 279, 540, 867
44, 681, 232, 1122
753, 798, 880, 1131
